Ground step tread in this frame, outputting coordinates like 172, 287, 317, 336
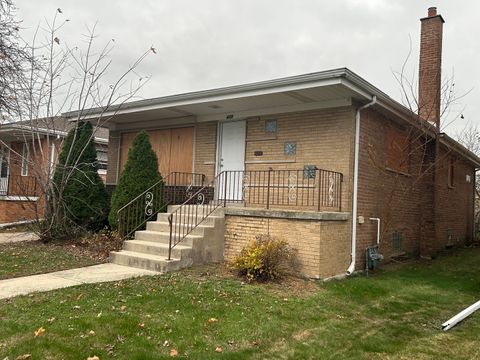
111, 250, 180, 262
148, 221, 215, 228
137, 230, 203, 238
125, 240, 192, 250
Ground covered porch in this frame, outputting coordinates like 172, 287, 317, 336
117, 167, 344, 238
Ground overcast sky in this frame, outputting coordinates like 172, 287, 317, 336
14, 0, 480, 136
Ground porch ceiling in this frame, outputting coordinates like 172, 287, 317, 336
106, 82, 361, 124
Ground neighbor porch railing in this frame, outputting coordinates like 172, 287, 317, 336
117, 172, 205, 237
167, 168, 343, 259
0, 175, 38, 197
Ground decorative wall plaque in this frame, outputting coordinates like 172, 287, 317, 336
284, 142, 296, 155
265, 119, 277, 133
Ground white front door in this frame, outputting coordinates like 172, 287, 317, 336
0, 147, 9, 195
218, 120, 246, 201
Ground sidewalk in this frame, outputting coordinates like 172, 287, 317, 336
0, 232, 39, 244
0, 263, 159, 300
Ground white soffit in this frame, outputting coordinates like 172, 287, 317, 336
107, 83, 357, 124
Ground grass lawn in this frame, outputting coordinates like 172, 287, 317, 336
0, 241, 104, 280
1, 248, 479, 359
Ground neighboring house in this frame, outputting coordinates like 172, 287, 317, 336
66, 8, 479, 278
0, 117, 108, 225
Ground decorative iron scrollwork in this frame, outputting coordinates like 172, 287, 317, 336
288, 174, 297, 202
186, 184, 194, 198
197, 192, 205, 205
328, 174, 335, 206
145, 191, 154, 216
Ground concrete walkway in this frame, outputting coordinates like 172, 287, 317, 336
0, 232, 39, 244
0, 263, 159, 300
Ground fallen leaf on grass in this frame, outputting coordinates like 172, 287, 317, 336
88, 330, 96, 336
169, 348, 178, 357
208, 318, 218, 324
16, 354, 32, 360
34, 327, 45, 337
105, 344, 115, 355
47, 317, 56, 324
215, 346, 223, 353
87, 356, 100, 360
138, 323, 145, 328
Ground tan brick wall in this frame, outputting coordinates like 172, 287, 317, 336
224, 215, 350, 278
106, 131, 121, 184
318, 220, 351, 277
193, 122, 217, 183
244, 107, 355, 212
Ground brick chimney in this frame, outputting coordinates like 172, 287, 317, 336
418, 7, 445, 129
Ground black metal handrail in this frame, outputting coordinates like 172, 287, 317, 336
167, 171, 228, 260
167, 168, 343, 260
0, 175, 38, 197
117, 172, 205, 237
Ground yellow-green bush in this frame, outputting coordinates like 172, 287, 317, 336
231, 234, 298, 281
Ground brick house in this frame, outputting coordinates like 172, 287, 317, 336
0, 117, 108, 225
67, 7, 479, 278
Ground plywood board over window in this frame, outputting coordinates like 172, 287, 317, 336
386, 125, 410, 174
119, 127, 194, 178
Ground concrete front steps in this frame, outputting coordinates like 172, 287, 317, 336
110, 205, 225, 273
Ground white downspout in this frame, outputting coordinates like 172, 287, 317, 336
347, 96, 377, 275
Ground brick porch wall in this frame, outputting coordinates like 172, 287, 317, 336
224, 215, 350, 278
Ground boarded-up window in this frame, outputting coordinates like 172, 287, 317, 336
119, 127, 194, 178
386, 126, 410, 174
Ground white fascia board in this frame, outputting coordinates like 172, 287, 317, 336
340, 78, 423, 125
339, 78, 376, 101
196, 98, 352, 123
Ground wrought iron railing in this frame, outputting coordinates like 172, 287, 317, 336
117, 172, 205, 237
167, 168, 343, 259
225, 169, 343, 210
0, 175, 38, 197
